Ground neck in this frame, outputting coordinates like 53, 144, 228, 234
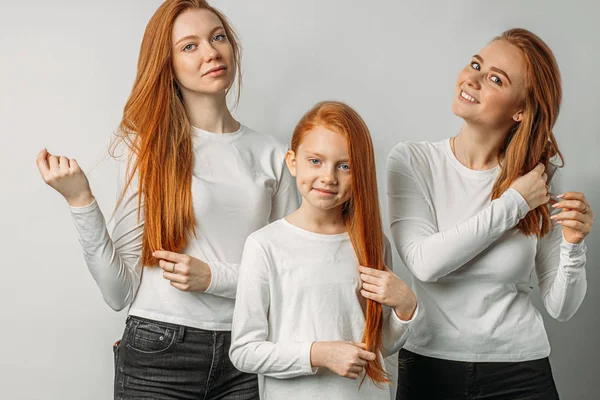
453, 122, 509, 170
286, 201, 347, 235
181, 91, 239, 133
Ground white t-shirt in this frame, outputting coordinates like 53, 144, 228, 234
230, 218, 415, 400
69, 124, 299, 330
386, 139, 587, 362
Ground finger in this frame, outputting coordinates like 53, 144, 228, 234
358, 266, 385, 278
556, 219, 589, 233
348, 365, 363, 374
358, 350, 377, 361
558, 192, 586, 204
361, 289, 380, 302
170, 281, 190, 291
48, 155, 60, 171
354, 358, 369, 367
153, 250, 186, 263
36, 149, 50, 174
353, 342, 368, 350
159, 259, 177, 273
345, 373, 359, 380
69, 158, 82, 173
59, 156, 70, 173
551, 211, 587, 223
362, 282, 381, 293
541, 172, 548, 182
162, 271, 187, 283
552, 200, 587, 212
360, 273, 382, 285
533, 163, 545, 175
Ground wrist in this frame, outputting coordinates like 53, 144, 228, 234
66, 191, 95, 207
309, 342, 326, 368
394, 295, 417, 321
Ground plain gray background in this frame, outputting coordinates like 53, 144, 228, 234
1, 0, 598, 399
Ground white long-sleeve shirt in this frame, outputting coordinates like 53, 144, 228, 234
230, 218, 415, 399
386, 139, 587, 362
69, 125, 299, 330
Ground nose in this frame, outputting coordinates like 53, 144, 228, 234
320, 166, 337, 185
464, 70, 482, 90
200, 41, 221, 63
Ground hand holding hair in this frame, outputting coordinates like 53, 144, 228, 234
309, 341, 376, 380
153, 250, 212, 292
35, 148, 95, 207
359, 265, 417, 321
551, 192, 594, 244
509, 163, 550, 210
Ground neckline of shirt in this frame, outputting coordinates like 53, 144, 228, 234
191, 124, 247, 142
280, 218, 350, 241
442, 138, 501, 180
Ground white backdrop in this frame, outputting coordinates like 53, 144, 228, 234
1, 1, 598, 399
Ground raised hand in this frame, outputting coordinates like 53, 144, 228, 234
359, 265, 417, 321
153, 250, 212, 292
36, 148, 95, 207
310, 341, 376, 379
551, 192, 594, 244
509, 163, 550, 210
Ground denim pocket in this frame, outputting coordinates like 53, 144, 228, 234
126, 322, 176, 354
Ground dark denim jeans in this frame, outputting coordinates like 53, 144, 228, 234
113, 316, 259, 400
396, 349, 560, 400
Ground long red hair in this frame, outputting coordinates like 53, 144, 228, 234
291, 101, 389, 385
110, 0, 242, 266
491, 28, 563, 237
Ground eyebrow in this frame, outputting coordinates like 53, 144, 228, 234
174, 26, 225, 46
305, 151, 349, 163
473, 54, 512, 84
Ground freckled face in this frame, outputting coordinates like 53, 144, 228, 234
286, 126, 352, 213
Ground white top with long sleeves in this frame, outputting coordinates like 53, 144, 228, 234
386, 139, 587, 362
230, 218, 415, 399
69, 125, 299, 330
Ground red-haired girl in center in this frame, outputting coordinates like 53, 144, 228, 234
230, 101, 418, 399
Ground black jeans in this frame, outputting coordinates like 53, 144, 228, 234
113, 316, 259, 400
396, 349, 560, 400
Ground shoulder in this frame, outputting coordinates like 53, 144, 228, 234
247, 219, 287, 247
241, 126, 289, 155
387, 140, 445, 166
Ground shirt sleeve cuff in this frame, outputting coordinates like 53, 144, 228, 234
560, 236, 587, 258
69, 198, 98, 214
392, 303, 419, 325
305, 342, 319, 375
503, 188, 530, 219
204, 262, 218, 294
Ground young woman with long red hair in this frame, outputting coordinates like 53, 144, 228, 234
230, 101, 417, 399
35, 1, 298, 398
388, 28, 594, 399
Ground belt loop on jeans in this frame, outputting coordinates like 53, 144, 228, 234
175, 324, 185, 343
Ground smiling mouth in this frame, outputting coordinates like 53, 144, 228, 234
313, 188, 337, 195
460, 90, 479, 103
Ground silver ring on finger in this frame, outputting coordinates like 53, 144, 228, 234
169, 262, 176, 273
583, 205, 589, 214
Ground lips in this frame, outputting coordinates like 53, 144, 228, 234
202, 65, 227, 76
313, 188, 337, 195
460, 89, 479, 103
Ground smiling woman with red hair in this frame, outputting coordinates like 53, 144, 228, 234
388, 28, 594, 399
35, 1, 298, 398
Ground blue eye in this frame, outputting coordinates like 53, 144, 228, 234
339, 163, 350, 171
309, 159, 321, 165
213, 33, 227, 42
183, 43, 197, 52
490, 75, 503, 86
471, 61, 481, 71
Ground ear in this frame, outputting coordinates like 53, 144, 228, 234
512, 110, 523, 122
285, 150, 297, 177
